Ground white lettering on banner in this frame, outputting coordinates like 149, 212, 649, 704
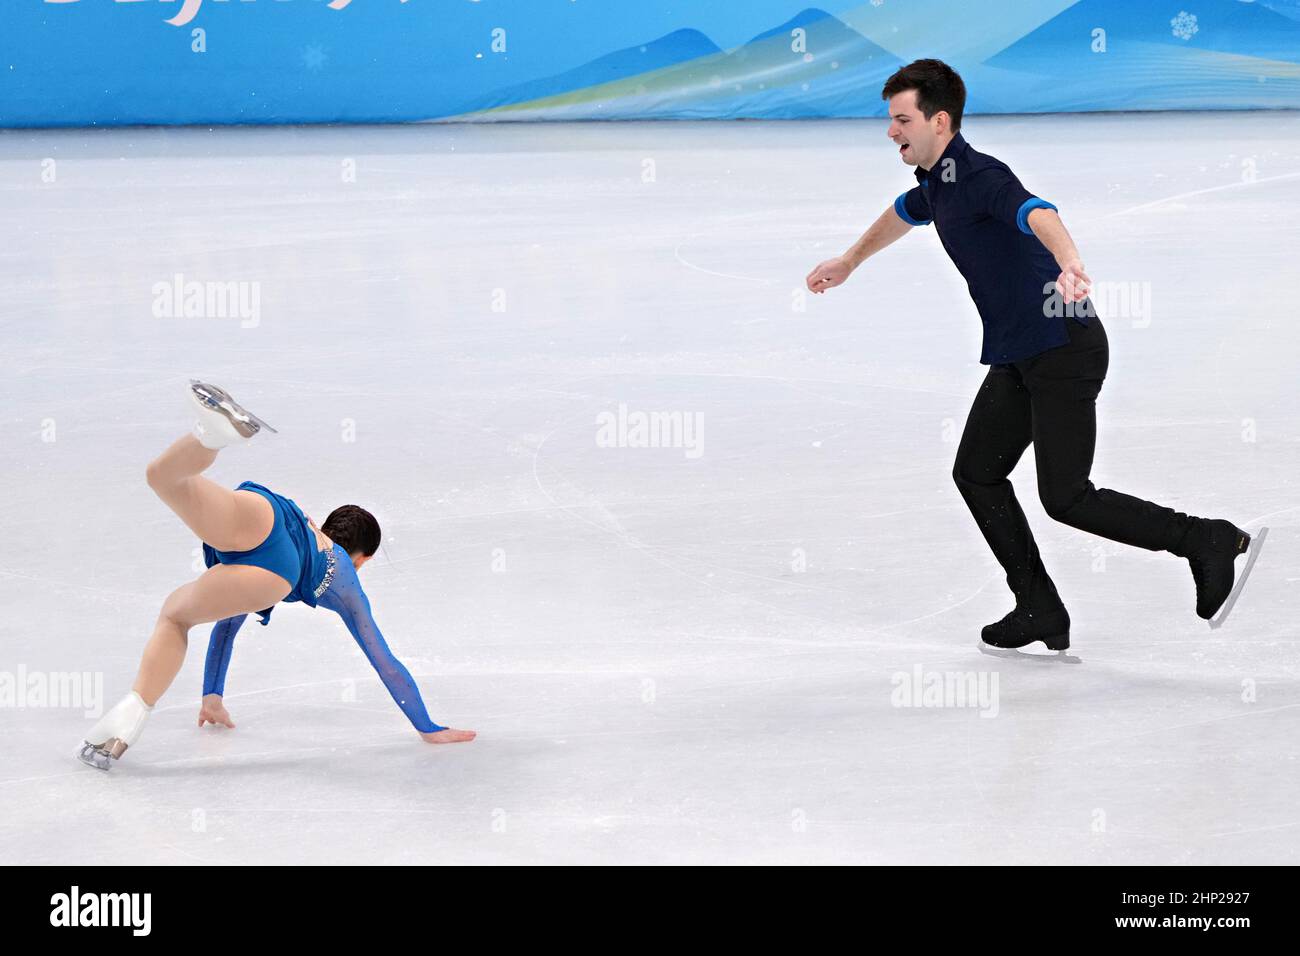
42, 0, 418, 29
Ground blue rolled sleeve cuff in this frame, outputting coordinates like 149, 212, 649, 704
894, 192, 931, 227
1016, 197, 1057, 234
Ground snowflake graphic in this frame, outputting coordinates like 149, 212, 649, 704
871, 0, 885, 7
1170, 11, 1199, 41
301, 43, 328, 72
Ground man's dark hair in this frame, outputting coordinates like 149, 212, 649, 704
881, 59, 966, 133
322, 504, 381, 557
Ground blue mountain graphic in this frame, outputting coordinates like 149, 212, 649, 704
987, 0, 1300, 68
471, 28, 722, 111
466, 8, 903, 119
1255, 0, 1300, 24
744, 6, 855, 44
718, 8, 904, 118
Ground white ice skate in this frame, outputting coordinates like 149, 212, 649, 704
76, 691, 153, 772
188, 380, 278, 449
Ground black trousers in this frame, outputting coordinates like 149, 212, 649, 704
952, 314, 1196, 610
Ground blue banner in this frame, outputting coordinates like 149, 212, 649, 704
3, 0, 1300, 127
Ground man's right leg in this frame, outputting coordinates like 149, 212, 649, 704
952, 364, 1064, 611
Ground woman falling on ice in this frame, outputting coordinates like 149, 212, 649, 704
77, 381, 475, 770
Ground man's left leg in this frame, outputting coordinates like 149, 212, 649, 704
952, 363, 1074, 650
1025, 317, 1251, 619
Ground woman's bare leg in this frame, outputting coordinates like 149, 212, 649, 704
132, 563, 291, 706
145, 434, 273, 552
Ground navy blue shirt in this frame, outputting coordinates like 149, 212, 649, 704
894, 132, 1089, 364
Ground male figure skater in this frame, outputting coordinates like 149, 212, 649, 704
805, 59, 1264, 650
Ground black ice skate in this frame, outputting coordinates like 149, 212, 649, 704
1182, 519, 1267, 628
980, 604, 1071, 651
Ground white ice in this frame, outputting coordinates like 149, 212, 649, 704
1, 113, 1297, 865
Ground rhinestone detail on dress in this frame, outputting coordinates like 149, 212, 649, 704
313, 547, 337, 599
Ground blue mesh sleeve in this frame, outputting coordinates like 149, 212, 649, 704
318, 554, 446, 734
203, 614, 249, 697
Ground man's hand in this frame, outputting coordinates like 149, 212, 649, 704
1055, 258, 1091, 304
198, 693, 235, 729
806, 256, 854, 294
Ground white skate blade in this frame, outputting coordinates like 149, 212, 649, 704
1209, 525, 1268, 630
75, 742, 112, 772
230, 401, 278, 435
977, 643, 1082, 664
188, 379, 279, 442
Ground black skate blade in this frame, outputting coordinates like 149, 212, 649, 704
978, 642, 1082, 664
1209, 525, 1268, 630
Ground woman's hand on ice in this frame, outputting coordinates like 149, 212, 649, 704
198, 693, 236, 729
420, 727, 477, 744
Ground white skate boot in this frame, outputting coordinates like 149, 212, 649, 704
188, 380, 278, 450
76, 691, 153, 771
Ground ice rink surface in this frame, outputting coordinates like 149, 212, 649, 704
1, 112, 1297, 865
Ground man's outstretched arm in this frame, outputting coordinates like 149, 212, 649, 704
806, 204, 915, 294
1027, 207, 1091, 304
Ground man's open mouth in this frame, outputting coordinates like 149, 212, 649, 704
899, 143, 910, 155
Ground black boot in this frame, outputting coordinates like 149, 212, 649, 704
981, 604, 1071, 650
1179, 518, 1251, 620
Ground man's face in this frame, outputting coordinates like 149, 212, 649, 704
887, 90, 945, 168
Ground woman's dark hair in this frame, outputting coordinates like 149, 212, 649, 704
322, 505, 381, 557
881, 59, 966, 133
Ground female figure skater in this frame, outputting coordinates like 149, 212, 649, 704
77, 382, 475, 771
